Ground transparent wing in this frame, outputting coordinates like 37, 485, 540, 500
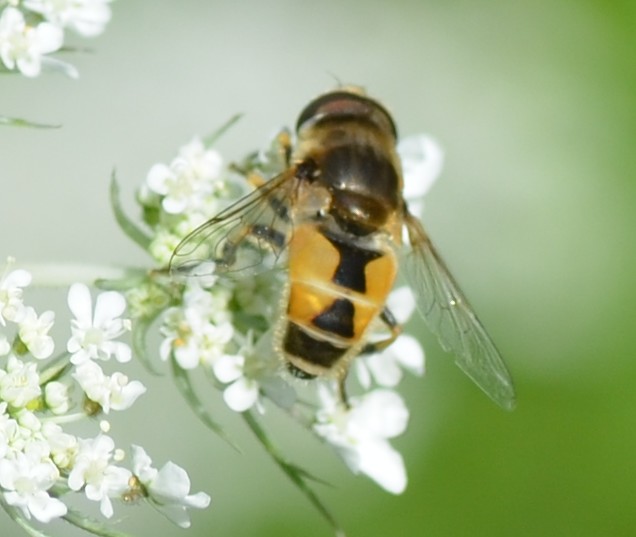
403, 212, 516, 410
169, 168, 298, 279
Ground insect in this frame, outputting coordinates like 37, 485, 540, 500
170, 87, 516, 410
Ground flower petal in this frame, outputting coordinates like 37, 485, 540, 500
94, 291, 126, 326
357, 439, 407, 494
5, 269, 32, 288
146, 164, 172, 195
386, 286, 416, 325
34, 22, 63, 55
366, 353, 403, 387
223, 378, 258, 412
27, 491, 67, 523
351, 390, 409, 439
392, 335, 425, 376
398, 134, 444, 201
67, 283, 92, 322
212, 354, 243, 383
151, 461, 191, 500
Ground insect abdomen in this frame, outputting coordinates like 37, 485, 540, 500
282, 223, 397, 377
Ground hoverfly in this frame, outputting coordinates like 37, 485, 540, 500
170, 87, 516, 410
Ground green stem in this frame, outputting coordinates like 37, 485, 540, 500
0, 497, 54, 537
202, 114, 243, 148
63, 508, 138, 537
17, 262, 130, 288
242, 410, 346, 537
14, 518, 53, 537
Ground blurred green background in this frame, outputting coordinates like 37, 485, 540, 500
2, 1, 636, 536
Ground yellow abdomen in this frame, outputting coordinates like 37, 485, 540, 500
282, 223, 397, 377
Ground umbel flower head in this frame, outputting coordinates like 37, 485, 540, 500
2, 101, 444, 537
0, 260, 211, 535
0, 0, 112, 80
116, 120, 442, 527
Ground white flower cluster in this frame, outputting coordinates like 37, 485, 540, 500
137, 137, 281, 413
135, 130, 443, 494
139, 137, 242, 266
0, 262, 210, 531
0, 0, 111, 78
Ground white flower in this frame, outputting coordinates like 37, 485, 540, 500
146, 138, 223, 215
213, 353, 260, 412
0, 355, 41, 409
0, 448, 67, 523
23, 0, 112, 37
0, 335, 10, 356
386, 286, 417, 325
0, 266, 31, 325
146, 163, 184, 214
16, 408, 42, 435
177, 137, 224, 183
67, 283, 132, 365
358, 335, 424, 389
68, 434, 132, 518
397, 134, 444, 218
0, 7, 63, 77
0, 403, 18, 459
1, 416, 27, 457
19, 307, 55, 359
43, 381, 70, 415
73, 360, 146, 413
182, 280, 230, 322
314, 386, 409, 494
41, 422, 77, 469
148, 228, 183, 266
131, 445, 211, 528
159, 289, 234, 370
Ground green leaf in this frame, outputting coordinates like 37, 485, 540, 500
202, 113, 243, 148
63, 508, 138, 537
0, 115, 60, 129
110, 172, 152, 251
131, 311, 165, 376
241, 411, 346, 537
170, 356, 240, 451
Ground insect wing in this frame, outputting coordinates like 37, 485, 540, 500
170, 169, 297, 279
403, 213, 516, 410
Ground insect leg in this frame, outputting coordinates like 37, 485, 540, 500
337, 376, 350, 410
219, 222, 288, 268
336, 309, 402, 409
249, 223, 287, 250
277, 129, 293, 167
229, 128, 293, 181
360, 307, 403, 355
